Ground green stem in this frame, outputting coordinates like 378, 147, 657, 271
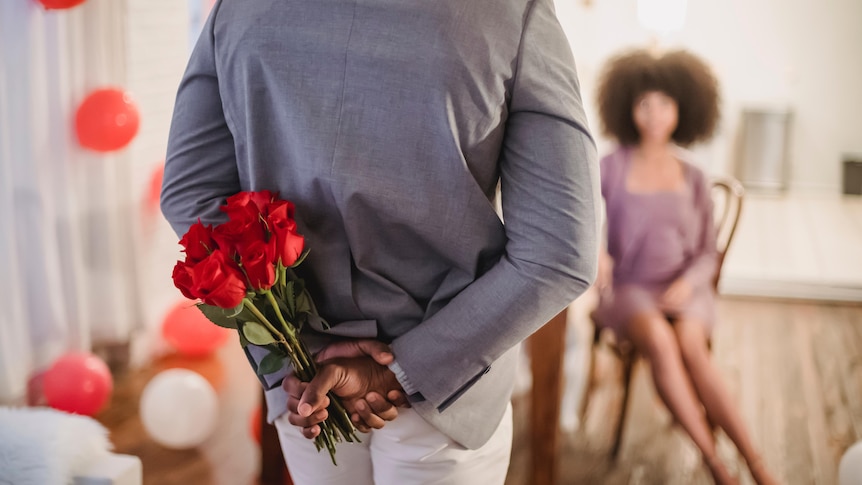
253, 285, 359, 463
264, 290, 295, 339
275, 262, 287, 298
262, 290, 314, 376
242, 297, 287, 345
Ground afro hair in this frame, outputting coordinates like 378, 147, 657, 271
596, 49, 720, 146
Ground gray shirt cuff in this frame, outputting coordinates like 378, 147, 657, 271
388, 360, 420, 396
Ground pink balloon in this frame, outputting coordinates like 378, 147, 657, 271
162, 300, 231, 358
43, 352, 113, 416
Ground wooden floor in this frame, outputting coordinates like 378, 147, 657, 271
96, 348, 262, 485
506, 297, 862, 485
98, 297, 862, 485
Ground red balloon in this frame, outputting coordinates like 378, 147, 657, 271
162, 300, 231, 358
75, 87, 140, 152
251, 406, 262, 444
37, 0, 87, 9
43, 352, 113, 416
145, 164, 164, 215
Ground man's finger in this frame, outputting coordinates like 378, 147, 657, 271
354, 399, 387, 429
387, 389, 411, 408
366, 392, 398, 421
356, 340, 394, 365
283, 374, 307, 399
286, 408, 328, 428
302, 424, 321, 440
298, 366, 338, 417
351, 413, 371, 433
315, 339, 394, 366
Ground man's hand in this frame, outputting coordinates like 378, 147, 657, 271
283, 355, 405, 438
315, 339, 410, 408
315, 339, 393, 366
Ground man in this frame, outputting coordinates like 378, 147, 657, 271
161, 0, 598, 483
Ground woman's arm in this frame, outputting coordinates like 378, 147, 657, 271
680, 171, 719, 289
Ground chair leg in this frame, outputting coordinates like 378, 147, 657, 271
610, 355, 635, 460
578, 326, 600, 421
578, 345, 597, 420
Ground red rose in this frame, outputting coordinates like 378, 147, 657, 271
171, 261, 197, 300
179, 221, 215, 263
271, 225, 305, 267
266, 200, 296, 225
266, 200, 304, 265
222, 191, 275, 221
240, 239, 277, 290
212, 217, 266, 257
191, 250, 248, 308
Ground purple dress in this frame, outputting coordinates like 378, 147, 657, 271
595, 147, 718, 337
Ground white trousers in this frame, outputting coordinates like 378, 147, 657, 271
274, 403, 513, 485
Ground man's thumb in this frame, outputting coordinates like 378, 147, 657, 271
298, 369, 335, 417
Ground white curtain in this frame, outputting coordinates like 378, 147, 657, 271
0, 0, 142, 404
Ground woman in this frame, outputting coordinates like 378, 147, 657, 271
594, 49, 778, 485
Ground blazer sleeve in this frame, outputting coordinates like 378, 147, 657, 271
160, 0, 240, 237
680, 170, 719, 289
389, 0, 600, 411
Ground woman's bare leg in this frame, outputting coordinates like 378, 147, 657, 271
626, 312, 737, 484
673, 319, 779, 485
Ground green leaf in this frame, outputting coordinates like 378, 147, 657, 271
242, 321, 277, 345
296, 292, 312, 315
235, 305, 258, 323
257, 352, 286, 376
302, 287, 320, 315
274, 297, 294, 324
224, 302, 244, 318
196, 303, 238, 329
292, 278, 305, 295
237, 323, 251, 348
306, 313, 330, 330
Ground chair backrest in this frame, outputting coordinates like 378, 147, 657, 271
709, 176, 744, 290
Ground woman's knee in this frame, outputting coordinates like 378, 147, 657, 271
629, 313, 678, 358
675, 320, 711, 367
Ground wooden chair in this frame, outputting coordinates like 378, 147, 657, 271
580, 176, 745, 460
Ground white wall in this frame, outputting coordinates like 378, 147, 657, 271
556, 0, 862, 193
124, 0, 191, 356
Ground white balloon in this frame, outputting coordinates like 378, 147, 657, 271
840, 441, 862, 485
140, 369, 218, 449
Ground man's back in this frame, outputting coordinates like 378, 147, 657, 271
163, 0, 597, 449
209, 0, 529, 335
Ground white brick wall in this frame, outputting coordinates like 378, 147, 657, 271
123, 0, 192, 351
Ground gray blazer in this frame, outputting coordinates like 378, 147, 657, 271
162, 0, 598, 450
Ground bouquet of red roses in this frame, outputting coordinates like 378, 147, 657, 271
171, 190, 358, 464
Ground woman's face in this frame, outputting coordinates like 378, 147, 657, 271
632, 90, 678, 144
